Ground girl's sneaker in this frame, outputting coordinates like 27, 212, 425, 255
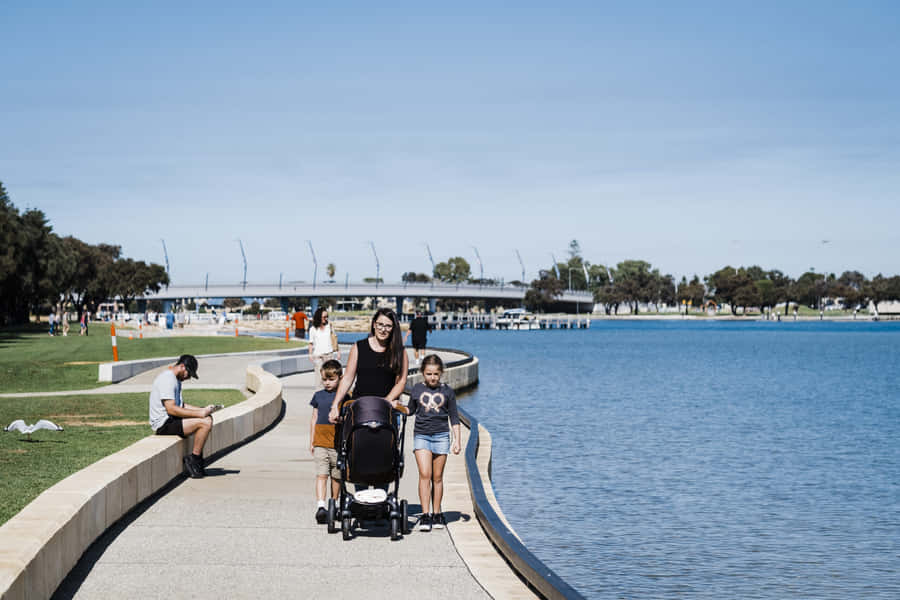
432, 513, 447, 529
418, 513, 432, 532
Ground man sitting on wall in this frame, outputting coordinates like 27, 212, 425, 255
148, 354, 215, 478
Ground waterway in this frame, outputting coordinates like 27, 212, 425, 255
397, 321, 900, 599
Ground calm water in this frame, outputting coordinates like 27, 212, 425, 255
416, 321, 900, 599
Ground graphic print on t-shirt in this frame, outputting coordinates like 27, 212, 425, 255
419, 390, 446, 413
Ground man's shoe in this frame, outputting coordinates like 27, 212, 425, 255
418, 513, 432, 532
316, 507, 328, 524
432, 513, 446, 529
183, 455, 204, 479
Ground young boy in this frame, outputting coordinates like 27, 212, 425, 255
309, 359, 343, 523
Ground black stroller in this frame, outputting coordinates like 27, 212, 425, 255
327, 395, 412, 540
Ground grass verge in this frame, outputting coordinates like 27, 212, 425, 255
0, 325, 304, 393
0, 389, 245, 525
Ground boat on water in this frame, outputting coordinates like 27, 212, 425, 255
496, 308, 541, 330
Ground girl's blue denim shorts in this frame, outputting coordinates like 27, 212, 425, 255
414, 431, 451, 454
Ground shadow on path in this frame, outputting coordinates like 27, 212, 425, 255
52, 400, 286, 599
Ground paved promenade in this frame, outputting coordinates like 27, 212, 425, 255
51, 353, 498, 599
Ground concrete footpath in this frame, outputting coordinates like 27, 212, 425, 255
51, 355, 495, 599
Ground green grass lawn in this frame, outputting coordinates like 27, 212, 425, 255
0, 389, 245, 525
0, 325, 304, 393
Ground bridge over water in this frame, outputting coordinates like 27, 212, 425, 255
143, 281, 594, 313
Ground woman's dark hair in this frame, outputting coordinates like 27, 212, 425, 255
370, 308, 404, 375
421, 354, 444, 372
313, 306, 328, 328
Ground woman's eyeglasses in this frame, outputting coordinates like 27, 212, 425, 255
374, 322, 393, 331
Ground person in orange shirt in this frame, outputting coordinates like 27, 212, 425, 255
292, 309, 308, 339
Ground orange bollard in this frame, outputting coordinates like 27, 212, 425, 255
285, 326, 289, 342
110, 324, 119, 362
235, 326, 239, 337
139, 322, 143, 339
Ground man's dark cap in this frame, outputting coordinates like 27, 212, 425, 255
177, 354, 199, 379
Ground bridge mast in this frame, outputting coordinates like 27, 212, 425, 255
237, 239, 248, 290
515, 249, 525, 283
160, 239, 170, 287
368, 241, 380, 289
471, 246, 484, 287
306, 241, 318, 291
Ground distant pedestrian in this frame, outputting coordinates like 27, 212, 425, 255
48, 311, 56, 336
62, 311, 70, 336
80, 310, 88, 336
309, 307, 340, 389
292, 309, 308, 339
408, 354, 460, 531
404, 310, 429, 366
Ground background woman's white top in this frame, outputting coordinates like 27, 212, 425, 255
309, 325, 334, 356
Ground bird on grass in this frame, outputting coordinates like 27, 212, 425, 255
4, 419, 64, 440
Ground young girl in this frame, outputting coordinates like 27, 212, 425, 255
408, 354, 460, 531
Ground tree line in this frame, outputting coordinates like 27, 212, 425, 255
525, 240, 900, 315
0, 182, 170, 326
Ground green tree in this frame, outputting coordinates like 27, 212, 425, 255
792, 270, 825, 309
766, 270, 794, 315
401, 271, 432, 283
611, 260, 656, 314
433, 257, 471, 283
524, 269, 565, 312
677, 275, 706, 308
706, 266, 755, 315
223, 297, 245, 310
111, 259, 169, 311
835, 270, 868, 310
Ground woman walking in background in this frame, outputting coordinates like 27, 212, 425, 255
309, 307, 341, 388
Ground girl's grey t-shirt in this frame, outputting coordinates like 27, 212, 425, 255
408, 382, 459, 436
149, 369, 183, 430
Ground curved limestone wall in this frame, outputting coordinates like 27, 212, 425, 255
0, 366, 283, 600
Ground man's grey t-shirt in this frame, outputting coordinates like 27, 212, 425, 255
149, 369, 182, 431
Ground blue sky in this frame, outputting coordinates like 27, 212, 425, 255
3, 1, 899, 285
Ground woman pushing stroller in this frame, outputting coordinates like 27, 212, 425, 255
329, 307, 408, 422
326, 308, 411, 539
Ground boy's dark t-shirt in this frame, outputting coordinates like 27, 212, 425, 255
408, 382, 459, 436
310, 389, 336, 448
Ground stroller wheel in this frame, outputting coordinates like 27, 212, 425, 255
327, 498, 337, 533
342, 517, 352, 540
400, 499, 411, 535
390, 517, 401, 541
